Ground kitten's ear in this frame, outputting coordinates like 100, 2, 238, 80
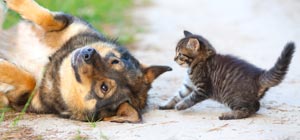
207, 47, 216, 56
197, 36, 216, 56
187, 38, 200, 51
143, 65, 172, 84
183, 30, 193, 37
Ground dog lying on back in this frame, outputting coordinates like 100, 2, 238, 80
0, 0, 171, 122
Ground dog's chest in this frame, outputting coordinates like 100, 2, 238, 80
5, 23, 55, 81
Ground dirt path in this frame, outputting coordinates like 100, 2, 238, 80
131, 0, 300, 139
1, 0, 300, 139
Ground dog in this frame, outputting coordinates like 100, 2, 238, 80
0, 0, 171, 122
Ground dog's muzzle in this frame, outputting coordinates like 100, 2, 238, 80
81, 47, 96, 64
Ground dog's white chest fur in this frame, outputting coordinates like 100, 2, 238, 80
0, 22, 54, 80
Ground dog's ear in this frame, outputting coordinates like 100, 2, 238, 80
103, 102, 141, 123
184, 30, 193, 37
143, 65, 172, 84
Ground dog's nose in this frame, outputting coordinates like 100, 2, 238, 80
82, 47, 95, 63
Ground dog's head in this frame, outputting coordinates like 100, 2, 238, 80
58, 42, 171, 122
88, 42, 172, 111
58, 45, 132, 121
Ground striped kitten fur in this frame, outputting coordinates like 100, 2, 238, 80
160, 30, 295, 120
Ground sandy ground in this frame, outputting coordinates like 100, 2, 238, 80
1, 0, 300, 139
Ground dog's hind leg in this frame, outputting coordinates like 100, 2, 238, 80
0, 59, 36, 111
5, 0, 66, 32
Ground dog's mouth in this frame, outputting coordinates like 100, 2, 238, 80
72, 49, 82, 67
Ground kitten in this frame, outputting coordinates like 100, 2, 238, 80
160, 30, 295, 120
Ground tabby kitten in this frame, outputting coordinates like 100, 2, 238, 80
160, 30, 295, 120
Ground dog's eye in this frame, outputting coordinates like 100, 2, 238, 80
111, 59, 119, 64
108, 57, 124, 70
101, 83, 109, 93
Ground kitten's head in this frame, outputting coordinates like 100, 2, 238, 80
174, 30, 216, 67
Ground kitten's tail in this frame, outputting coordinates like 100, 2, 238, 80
259, 42, 295, 88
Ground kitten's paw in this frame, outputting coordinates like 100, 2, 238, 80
158, 105, 174, 110
175, 102, 189, 110
219, 113, 236, 120
219, 110, 251, 120
159, 97, 180, 110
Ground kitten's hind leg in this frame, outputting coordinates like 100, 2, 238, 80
159, 83, 193, 110
219, 101, 260, 120
219, 109, 252, 120
175, 90, 208, 110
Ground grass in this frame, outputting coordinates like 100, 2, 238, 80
3, 0, 136, 45
0, 107, 12, 123
11, 87, 36, 127
86, 115, 97, 128
100, 131, 109, 140
89, 121, 97, 128
72, 129, 109, 140
0, 107, 12, 122
73, 130, 89, 140
0, 111, 4, 122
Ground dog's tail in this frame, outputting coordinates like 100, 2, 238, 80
259, 42, 295, 88
0, 0, 6, 30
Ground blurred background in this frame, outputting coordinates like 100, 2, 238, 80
3, 0, 142, 45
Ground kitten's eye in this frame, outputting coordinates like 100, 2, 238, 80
179, 57, 185, 61
111, 59, 119, 64
101, 83, 109, 93
178, 54, 184, 60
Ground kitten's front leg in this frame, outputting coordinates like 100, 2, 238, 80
159, 95, 181, 110
159, 82, 194, 110
175, 90, 208, 110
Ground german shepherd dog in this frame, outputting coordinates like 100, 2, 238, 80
0, 0, 171, 122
